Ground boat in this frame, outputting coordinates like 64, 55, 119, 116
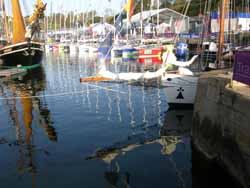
137, 46, 163, 64
0, 0, 47, 67
161, 73, 199, 106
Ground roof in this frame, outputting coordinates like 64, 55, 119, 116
124, 8, 189, 23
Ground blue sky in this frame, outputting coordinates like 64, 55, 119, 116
17, 0, 126, 16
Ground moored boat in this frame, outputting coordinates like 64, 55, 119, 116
138, 47, 163, 64
122, 47, 138, 62
0, 0, 46, 67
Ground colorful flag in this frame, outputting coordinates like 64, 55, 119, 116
115, 14, 123, 34
124, 0, 134, 21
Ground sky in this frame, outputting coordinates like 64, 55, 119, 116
18, 0, 126, 16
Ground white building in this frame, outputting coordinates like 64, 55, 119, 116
211, 12, 250, 33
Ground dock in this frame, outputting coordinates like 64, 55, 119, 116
192, 70, 250, 188
0, 68, 27, 80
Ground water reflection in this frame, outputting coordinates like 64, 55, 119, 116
0, 68, 57, 179
104, 163, 131, 188
86, 109, 192, 187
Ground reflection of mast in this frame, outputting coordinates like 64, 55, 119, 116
95, 83, 100, 113
128, 85, 135, 129
1, 85, 25, 171
34, 98, 57, 142
0, 71, 56, 183
94, 60, 99, 113
85, 59, 91, 110
106, 88, 112, 121
142, 84, 148, 127
19, 94, 33, 144
157, 87, 163, 127
17, 90, 37, 183
116, 84, 122, 122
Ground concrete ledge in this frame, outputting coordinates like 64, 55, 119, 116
192, 70, 250, 188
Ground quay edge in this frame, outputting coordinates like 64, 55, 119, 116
192, 70, 250, 188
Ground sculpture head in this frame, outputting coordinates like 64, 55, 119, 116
35, 0, 47, 19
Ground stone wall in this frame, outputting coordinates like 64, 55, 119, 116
192, 73, 250, 188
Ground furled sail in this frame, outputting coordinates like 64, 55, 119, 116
12, 0, 26, 44
124, 0, 134, 21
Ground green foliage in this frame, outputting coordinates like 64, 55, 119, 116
134, 0, 246, 17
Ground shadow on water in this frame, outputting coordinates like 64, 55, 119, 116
0, 67, 57, 181
192, 144, 244, 188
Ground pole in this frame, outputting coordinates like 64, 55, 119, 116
127, 11, 129, 42
217, 0, 227, 68
140, 0, 143, 40
157, 0, 159, 27
2, 0, 10, 42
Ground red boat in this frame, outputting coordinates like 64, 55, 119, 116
137, 47, 163, 64
53, 44, 59, 52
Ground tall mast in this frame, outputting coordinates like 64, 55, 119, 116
54, 3, 57, 32
217, 0, 228, 68
157, 0, 160, 27
12, 0, 26, 44
140, 0, 143, 40
1, 0, 10, 42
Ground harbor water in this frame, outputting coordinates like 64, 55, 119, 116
0, 53, 241, 188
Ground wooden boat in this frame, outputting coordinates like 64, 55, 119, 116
0, 0, 46, 67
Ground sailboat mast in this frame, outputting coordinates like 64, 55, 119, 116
140, 0, 143, 40
157, 0, 160, 27
217, 0, 228, 68
1, 0, 10, 42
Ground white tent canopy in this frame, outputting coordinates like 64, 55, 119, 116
123, 8, 189, 33
89, 23, 115, 35
128, 8, 188, 23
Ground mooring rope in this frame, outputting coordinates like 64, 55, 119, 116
0, 83, 126, 100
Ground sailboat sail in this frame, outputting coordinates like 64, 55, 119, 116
12, 0, 26, 44
125, 0, 134, 21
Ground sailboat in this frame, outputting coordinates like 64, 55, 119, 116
0, 0, 47, 67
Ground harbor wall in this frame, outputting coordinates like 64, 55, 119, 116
192, 71, 250, 188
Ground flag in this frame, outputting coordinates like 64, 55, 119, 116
115, 14, 123, 34
124, 0, 134, 21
